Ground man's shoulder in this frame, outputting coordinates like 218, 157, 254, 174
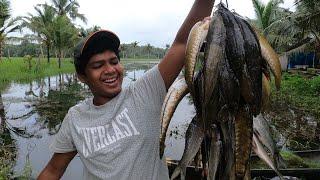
68, 98, 90, 114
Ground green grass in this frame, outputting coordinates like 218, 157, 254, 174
0, 57, 160, 83
0, 57, 159, 91
251, 150, 320, 169
280, 151, 320, 168
0, 57, 75, 84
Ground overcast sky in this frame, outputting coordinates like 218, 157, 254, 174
11, 0, 295, 47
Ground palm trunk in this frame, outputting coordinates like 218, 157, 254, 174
48, 76, 51, 90
7, 48, 10, 59
40, 44, 44, 59
0, 41, 2, 61
47, 44, 50, 63
0, 93, 5, 134
58, 48, 61, 69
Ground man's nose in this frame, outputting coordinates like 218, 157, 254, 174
103, 64, 115, 74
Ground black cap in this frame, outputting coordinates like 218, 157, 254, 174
74, 30, 120, 75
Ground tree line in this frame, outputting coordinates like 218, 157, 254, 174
2, 40, 168, 60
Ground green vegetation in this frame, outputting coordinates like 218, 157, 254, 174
35, 80, 86, 135
280, 151, 320, 168
252, 150, 320, 169
0, 57, 74, 83
251, 0, 320, 53
0, 0, 21, 61
0, 57, 160, 85
268, 72, 320, 150
0, 129, 16, 180
271, 72, 320, 119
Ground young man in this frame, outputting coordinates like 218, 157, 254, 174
38, 0, 214, 179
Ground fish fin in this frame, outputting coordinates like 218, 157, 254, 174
170, 165, 187, 180
170, 166, 182, 180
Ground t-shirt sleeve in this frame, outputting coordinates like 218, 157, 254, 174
131, 64, 167, 110
49, 111, 76, 153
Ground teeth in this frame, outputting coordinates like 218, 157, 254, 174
104, 77, 117, 83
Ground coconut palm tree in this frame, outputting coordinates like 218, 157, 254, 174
0, 0, 21, 61
261, 0, 320, 52
79, 25, 101, 37
145, 43, 153, 59
52, 15, 78, 68
293, 0, 320, 41
131, 41, 139, 59
23, 4, 56, 63
251, 0, 284, 32
120, 43, 129, 59
49, 0, 87, 23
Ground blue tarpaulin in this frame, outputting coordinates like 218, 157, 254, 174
288, 52, 319, 69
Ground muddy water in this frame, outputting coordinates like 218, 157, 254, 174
0, 62, 195, 179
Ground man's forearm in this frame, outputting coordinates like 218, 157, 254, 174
37, 164, 64, 180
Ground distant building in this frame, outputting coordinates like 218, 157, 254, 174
279, 38, 319, 70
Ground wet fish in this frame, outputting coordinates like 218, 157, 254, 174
236, 17, 263, 115
261, 73, 271, 111
201, 12, 227, 127
159, 77, 188, 158
219, 118, 236, 180
219, 4, 256, 114
235, 104, 253, 179
208, 125, 221, 180
219, 4, 246, 81
170, 116, 205, 180
252, 132, 283, 179
253, 114, 286, 169
255, 31, 282, 90
185, 19, 210, 96
203, 13, 226, 108
214, 8, 240, 120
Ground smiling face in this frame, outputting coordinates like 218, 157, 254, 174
79, 50, 124, 106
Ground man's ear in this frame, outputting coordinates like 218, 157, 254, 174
77, 73, 87, 84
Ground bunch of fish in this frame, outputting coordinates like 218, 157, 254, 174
159, 3, 284, 180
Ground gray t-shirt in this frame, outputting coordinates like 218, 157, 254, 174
50, 65, 169, 180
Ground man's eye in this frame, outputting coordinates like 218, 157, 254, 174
92, 63, 103, 69
111, 59, 119, 65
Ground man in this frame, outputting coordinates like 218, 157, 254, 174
38, 0, 214, 179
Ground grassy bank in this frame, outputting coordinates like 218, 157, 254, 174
0, 57, 160, 83
0, 57, 75, 84
270, 72, 320, 119
269, 72, 320, 150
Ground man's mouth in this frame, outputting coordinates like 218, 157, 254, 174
103, 76, 118, 85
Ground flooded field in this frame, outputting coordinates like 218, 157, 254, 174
0, 62, 319, 179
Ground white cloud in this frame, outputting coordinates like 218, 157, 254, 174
11, 0, 294, 47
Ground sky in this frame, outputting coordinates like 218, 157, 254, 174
10, 0, 295, 47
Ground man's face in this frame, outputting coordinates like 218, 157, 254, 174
79, 50, 124, 105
